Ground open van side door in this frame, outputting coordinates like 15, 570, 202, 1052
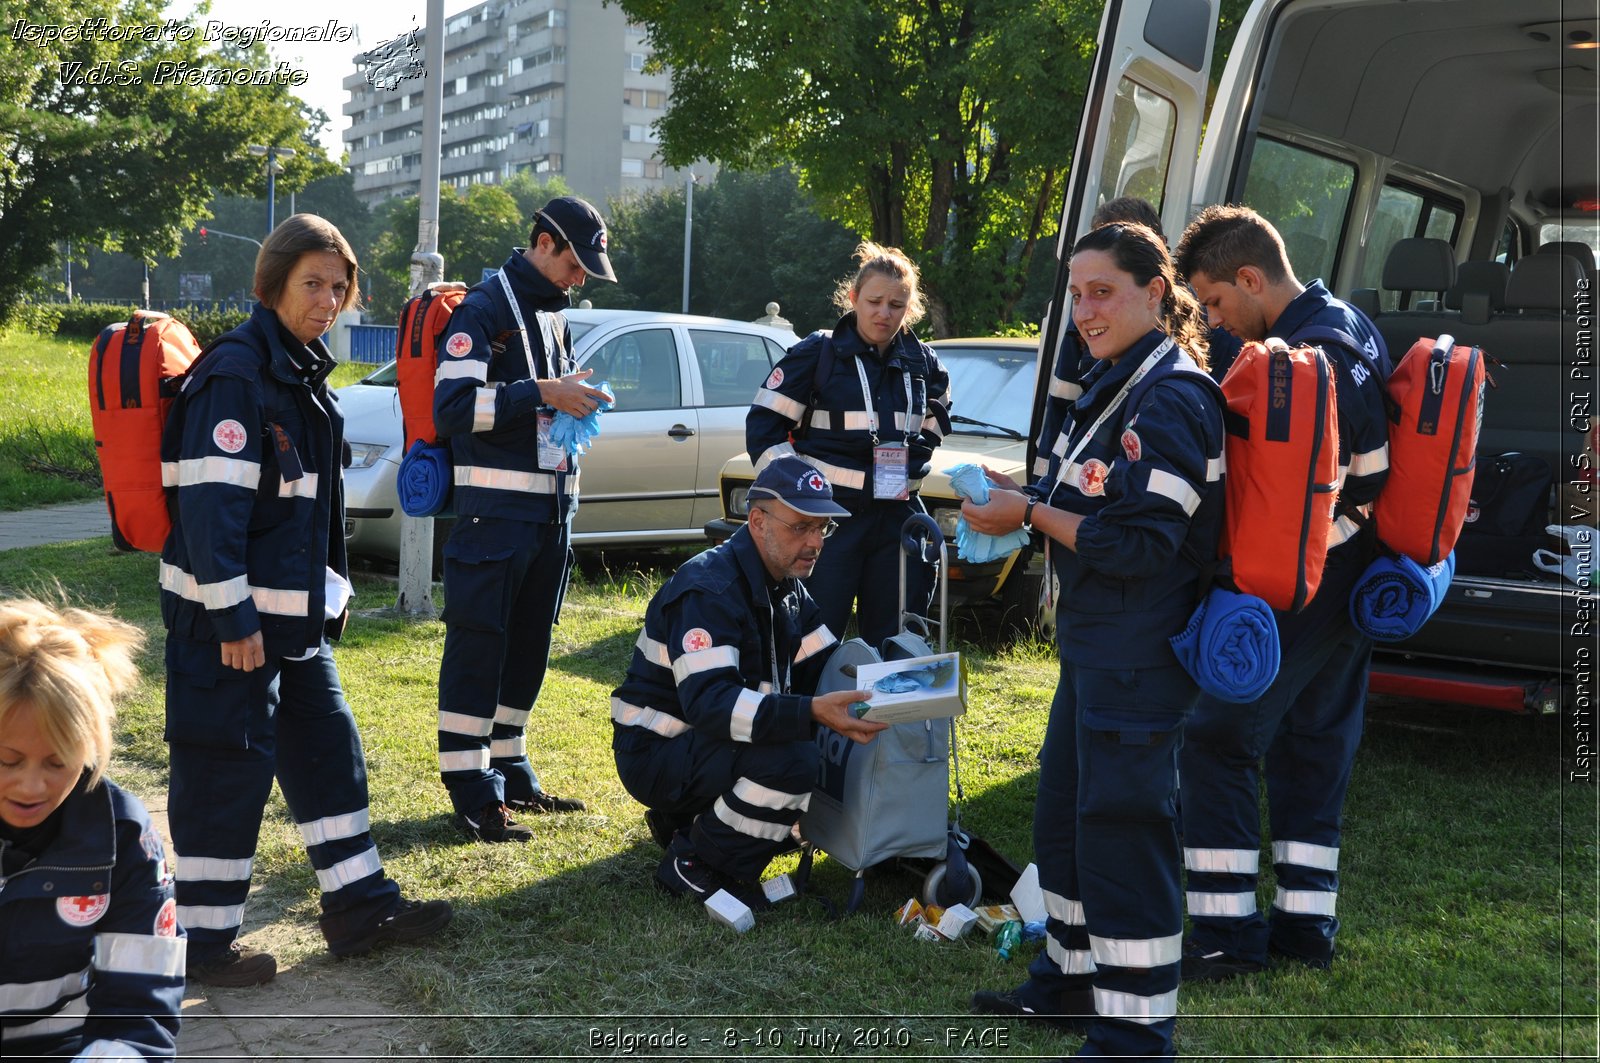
1030, 0, 1220, 461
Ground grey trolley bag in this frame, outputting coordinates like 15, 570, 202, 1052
795, 513, 1000, 915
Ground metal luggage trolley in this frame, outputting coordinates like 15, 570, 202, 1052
794, 513, 984, 915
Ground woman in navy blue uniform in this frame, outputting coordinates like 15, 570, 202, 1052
0, 600, 183, 1061
963, 223, 1226, 1062
160, 215, 451, 986
746, 243, 951, 647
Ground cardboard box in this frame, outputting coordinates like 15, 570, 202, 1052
704, 889, 755, 933
851, 652, 966, 725
936, 903, 980, 940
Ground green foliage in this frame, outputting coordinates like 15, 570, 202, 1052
14, 301, 247, 345
0, 333, 102, 507
365, 178, 564, 323
586, 167, 858, 333
616, 0, 1097, 336
0, 0, 340, 324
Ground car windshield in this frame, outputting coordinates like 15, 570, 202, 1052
937, 344, 1036, 438
354, 319, 600, 386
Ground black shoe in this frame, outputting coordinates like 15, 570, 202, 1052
455, 802, 534, 843
189, 943, 278, 987
326, 896, 454, 958
653, 839, 771, 910
1181, 939, 1269, 982
970, 985, 1092, 1034
1268, 941, 1335, 970
508, 790, 586, 814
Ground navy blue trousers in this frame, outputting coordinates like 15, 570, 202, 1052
1180, 546, 1373, 965
438, 515, 573, 816
616, 732, 819, 880
1025, 651, 1197, 1061
165, 637, 398, 962
803, 496, 933, 649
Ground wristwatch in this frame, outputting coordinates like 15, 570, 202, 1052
1021, 496, 1039, 534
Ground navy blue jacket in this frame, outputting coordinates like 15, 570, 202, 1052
0, 778, 184, 1061
1033, 331, 1226, 668
746, 314, 951, 507
433, 250, 579, 524
160, 306, 347, 658
611, 527, 838, 754
1272, 280, 1392, 551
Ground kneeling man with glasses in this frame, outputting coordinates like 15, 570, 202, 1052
611, 457, 887, 906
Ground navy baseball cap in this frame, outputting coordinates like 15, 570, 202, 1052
535, 196, 617, 283
749, 457, 850, 518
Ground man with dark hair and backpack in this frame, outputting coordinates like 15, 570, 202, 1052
1172, 204, 1391, 979
433, 196, 616, 843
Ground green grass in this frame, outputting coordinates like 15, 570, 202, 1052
1, 539, 1594, 1060
0, 330, 377, 512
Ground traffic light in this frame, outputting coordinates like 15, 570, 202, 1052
198, 227, 208, 245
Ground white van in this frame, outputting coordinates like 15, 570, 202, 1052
1041, 0, 1598, 712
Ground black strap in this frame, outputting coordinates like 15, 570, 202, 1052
792, 337, 837, 440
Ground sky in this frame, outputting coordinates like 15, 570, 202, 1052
164, 0, 480, 156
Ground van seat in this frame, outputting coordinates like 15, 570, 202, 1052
1382, 237, 1457, 308
1505, 254, 1584, 312
1444, 261, 1509, 311
1535, 241, 1596, 287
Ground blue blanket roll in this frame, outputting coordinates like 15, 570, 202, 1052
1349, 551, 1455, 642
1169, 587, 1281, 703
396, 439, 453, 518
945, 463, 1033, 565
549, 381, 616, 457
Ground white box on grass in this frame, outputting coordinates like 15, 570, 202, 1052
704, 889, 754, 933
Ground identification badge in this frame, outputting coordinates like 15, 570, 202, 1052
872, 442, 909, 500
537, 411, 570, 472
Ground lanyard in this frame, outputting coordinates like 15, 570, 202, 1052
765, 591, 791, 694
851, 349, 915, 446
496, 270, 565, 382
1044, 338, 1174, 500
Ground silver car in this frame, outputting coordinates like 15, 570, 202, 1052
337, 308, 800, 560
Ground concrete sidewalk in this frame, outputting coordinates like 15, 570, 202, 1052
0, 499, 111, 551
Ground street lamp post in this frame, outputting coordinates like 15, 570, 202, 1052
247, 145, 297, 236
681, 169, 697, 314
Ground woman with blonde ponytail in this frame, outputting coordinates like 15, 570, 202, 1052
0, 599, 184, 1060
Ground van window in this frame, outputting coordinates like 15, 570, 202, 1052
1096, 78, 1176, 213
1356, 182, 1463, 310
1240, 137, 1355, 286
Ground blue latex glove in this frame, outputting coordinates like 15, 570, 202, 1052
945, 463, 1032, 564
549, 380, 616, 457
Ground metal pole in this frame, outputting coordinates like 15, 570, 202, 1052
63, 240, 72, 301
397, 0, 447, 617
266, 147, 277, 235
681, 170, 693, 313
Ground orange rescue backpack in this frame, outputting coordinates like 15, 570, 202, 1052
1216, 336, 1342, 612
1373, 333, 1486, 565
88, 310, 204, 552
395, 282, 470, 448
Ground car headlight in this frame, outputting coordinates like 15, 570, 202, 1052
931, 505, 962, 540
728, 485, 752, 518
347, 442, 389, 470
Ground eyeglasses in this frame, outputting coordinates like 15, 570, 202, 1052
755, 507, 838, 538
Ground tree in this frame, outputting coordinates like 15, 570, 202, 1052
365, 183, 529, 323
0, 0, 339, 323
616, 0, 1097, 336
588, 167, 858, 334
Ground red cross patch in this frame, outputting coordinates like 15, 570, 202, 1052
1077, 458, 1109, 497
1464, 502, 1480, 524
765, 367, 784, 389
445, 332, 473, 358
1121, 428, 1142, 461
154, 897, 178, 937
212, 419, 248, 454
682, 627, 713, 653
57, 893, 110, 927
804, 472, 826, 493
596, 230, 608, 252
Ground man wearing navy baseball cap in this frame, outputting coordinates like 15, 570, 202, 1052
611, 456, 885, 908
431, 193, 616, 844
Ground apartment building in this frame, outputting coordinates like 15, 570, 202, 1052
342, 0, 690, 206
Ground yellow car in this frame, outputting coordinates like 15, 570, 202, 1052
705, 336, 1052, 636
